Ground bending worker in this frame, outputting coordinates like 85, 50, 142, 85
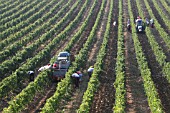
127, 19, 131, 31
77, 70, 83, 82
71, 71, 80, 88
28, 70, 34, 82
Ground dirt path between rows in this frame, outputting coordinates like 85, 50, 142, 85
90, 0, 118, 112
123, 0, 151, 112
87, 0, 109, 66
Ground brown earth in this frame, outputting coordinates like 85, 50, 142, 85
89, 0, 118, 112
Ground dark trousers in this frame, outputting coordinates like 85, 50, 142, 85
75, 77, 80, 88
88, 72, 92, 78
127, 25, 131, 31
30, 73, 34, 81
151, 23, 154, 28
72, 77, 80, 88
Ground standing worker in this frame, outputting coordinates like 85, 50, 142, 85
135, 16, 142, 26
127, 19, 131, 31
28, 71, 34, 82
87, 66, 94, 79
150, 18, 154, 28
113, 21, 116, 27
145, 18, 149, 26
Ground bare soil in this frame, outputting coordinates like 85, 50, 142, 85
90, 0, 118, 112
123, 0, 151, 113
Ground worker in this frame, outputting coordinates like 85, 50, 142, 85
87, 66, 94, 79
28, 70, 34, 82
77, 69, 83, 82
71, 71, 80, 88
135, 16, 144, 32
150, 18, 154, 28
53, 63, 58, 69
135, 17, 142, 25
59, 60, 62, 69
145, 18, 149, 26
137, 16, 141, 19
113, 21, 116, 26
38, 64, 51, 72
127, 19, 131, 31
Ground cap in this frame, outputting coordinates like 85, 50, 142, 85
53, 63, 57, 67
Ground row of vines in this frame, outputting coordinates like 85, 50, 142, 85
0, 0, 170, 112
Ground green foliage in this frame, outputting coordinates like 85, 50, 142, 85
113, 0, 125, 112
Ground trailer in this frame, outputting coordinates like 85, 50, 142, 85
49, 51, 70, 81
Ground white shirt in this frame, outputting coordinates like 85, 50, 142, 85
113, 21, 116, 26
28, 71, 34, 74
38, 65, 51, 71
146, 19, 149, 24
72, 73, 79, 77
88, 68, 94, 72
136, 19, 142, 23
150, 19, 154, 24
127, 19, 130, 26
